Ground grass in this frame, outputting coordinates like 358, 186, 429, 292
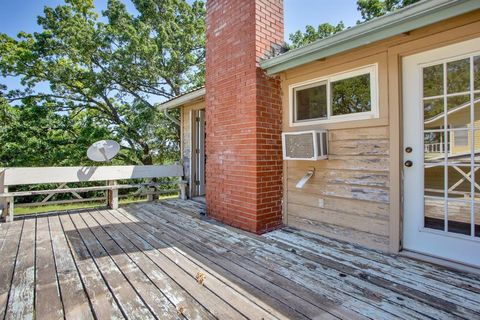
14, 194, 178, 216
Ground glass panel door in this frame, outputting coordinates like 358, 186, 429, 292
423, 55, 480, 238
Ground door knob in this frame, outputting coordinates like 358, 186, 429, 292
404, 160, 413, 167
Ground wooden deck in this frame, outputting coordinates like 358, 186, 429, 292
1, 200, 479, 320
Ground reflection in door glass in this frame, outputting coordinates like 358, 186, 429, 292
422, 56, 480, 237
447, 58, 470, 94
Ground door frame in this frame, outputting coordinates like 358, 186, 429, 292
385, 18, 480, 258
401, 37, 480, 268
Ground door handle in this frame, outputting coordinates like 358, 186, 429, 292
404, 160, 413, 167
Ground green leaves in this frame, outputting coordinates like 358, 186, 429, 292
288, 22, 345, 49
0, 0, 206, 166
356, 0, 420, 22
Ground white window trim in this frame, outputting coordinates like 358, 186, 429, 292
289, 64, 379, 127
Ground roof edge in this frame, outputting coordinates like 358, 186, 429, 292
260, 0, 480, 75
157, 87, 206, 110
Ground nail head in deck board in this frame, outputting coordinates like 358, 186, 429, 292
0, 220, 24, 319
146, 203, 459, 320
68, 212, 155, 320
78, 210, 199, 320
35, 217, 63, 320
5, 219, 35, 320
58, 214, 125, 320
48, 215, 95, 320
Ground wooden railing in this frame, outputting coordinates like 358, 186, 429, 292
0, 165, 186, 222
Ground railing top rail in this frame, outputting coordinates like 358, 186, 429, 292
0, 164, 183, 186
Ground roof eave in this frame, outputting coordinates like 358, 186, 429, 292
260, 0, 480, 75
157, 87, 206, 111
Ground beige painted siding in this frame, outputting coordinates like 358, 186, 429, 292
280, 10, 480, 252
180, 100, 205, 196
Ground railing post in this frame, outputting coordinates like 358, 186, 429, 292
146, 178, 156, 202
0, 169, 8, 221
107, 180, 119, 209
179, 180, 187, 200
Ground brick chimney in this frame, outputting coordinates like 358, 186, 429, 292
205, 0, 284, 234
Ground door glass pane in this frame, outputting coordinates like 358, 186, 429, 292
447, 164, 471, 199
424, 196, 445, 231
425, 165, 445, 197
447, 200, 471, 235
423, 64, 443, 97
447, 58, 470, 94
424, 98, 444, 128
474, 56, 480, 91
424, 132, 445, 163
447, 95, 470, 128
448, 130, 471, 162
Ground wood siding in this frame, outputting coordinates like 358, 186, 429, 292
280, 10, 480, 252
180, 100, 204, 197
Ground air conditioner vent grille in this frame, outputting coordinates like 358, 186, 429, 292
282, 130, 328, 161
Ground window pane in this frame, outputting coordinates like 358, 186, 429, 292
331, 73, 371, 116
447, 58, 470, 94
423, 64, 443, 97
295, 83, 327, 121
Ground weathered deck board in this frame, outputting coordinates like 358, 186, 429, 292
0, 220, 23, 319
5, 219, 35, 320
58, 213, 125, 320
68, 212, 154, 320
35, 217, 63, 320
0, 200, 479, 320
153, 202, 455, 320
99, 210, 295, 320
49, 215, 94, 320
89, 210, 217, 320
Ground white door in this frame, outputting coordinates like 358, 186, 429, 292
403, 37, 480, 267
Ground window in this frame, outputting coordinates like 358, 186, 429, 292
291, 65, 378, 125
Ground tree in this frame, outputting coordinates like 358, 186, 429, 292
0, 0, 205, 165
288, 0, 420, 49
356, 0, 421, 22
288, 22, 345, 49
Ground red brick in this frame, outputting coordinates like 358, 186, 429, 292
205, 0, 284, 234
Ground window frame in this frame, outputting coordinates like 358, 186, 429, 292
289, 64, 379, 127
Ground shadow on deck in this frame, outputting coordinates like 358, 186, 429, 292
1, 199, 479, 320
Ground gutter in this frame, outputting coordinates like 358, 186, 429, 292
260, 0, 480, 75
157, 87, 206, 111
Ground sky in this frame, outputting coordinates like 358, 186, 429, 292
0, 0, 361, 39
0, 0, 362, 93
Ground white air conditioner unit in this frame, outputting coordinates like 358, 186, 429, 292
282, 130, 328, 161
